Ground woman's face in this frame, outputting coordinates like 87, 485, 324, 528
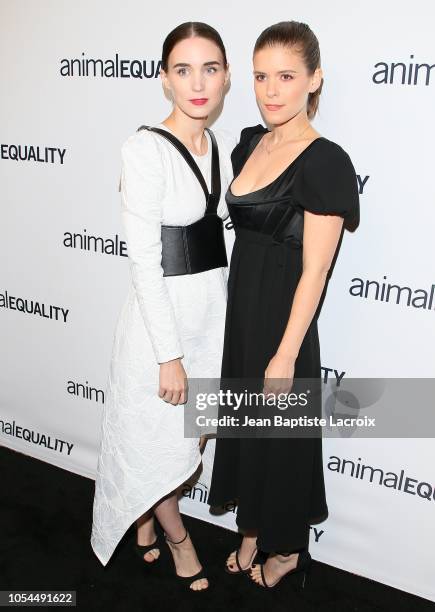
253, 44, 322, 125
161, 36, 229, 118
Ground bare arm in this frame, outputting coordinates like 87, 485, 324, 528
264, 211, 344, 391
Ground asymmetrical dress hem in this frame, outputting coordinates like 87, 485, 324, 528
91, 453, 202, 566
90, 123, 235, 566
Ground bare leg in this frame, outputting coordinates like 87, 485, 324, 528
154, 489, 208, 591
136, 507, 159, 562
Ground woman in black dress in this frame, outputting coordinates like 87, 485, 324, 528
208, 21, 360, 588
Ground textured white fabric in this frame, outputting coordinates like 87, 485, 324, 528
90, 123, 235, 566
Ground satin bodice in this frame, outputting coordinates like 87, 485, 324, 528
225, 124, 360, 246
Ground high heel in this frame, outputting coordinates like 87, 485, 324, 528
165, 529, 208, 591
251, 549, 312, 589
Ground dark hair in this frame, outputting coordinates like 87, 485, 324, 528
161, 22, 228, 72
254, 21, 323, 120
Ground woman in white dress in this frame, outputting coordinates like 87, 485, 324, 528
90, 22, 233, 591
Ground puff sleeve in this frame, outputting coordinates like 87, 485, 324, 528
231, 124, 268, 177
120, 130, 184, 364
296, 140, 360, 229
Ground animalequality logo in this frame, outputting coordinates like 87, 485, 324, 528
372, 55, 434, 85
63, 229, 127, 256
1, 143, 66, 164
181, 481, 237, 513
0, 418, 74, 456
349, 276, 435, 311
328, 455, 435, 502
67, 379, 105, 404
0, 290, 69, 322
59, 53, 161, 79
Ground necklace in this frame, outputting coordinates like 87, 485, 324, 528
262, 124, 312, 155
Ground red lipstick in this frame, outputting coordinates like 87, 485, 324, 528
190, 98, 209, 106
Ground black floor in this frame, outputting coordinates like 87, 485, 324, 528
1, 445, 434, 612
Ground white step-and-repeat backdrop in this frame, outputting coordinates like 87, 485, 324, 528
1, 0, 434, 602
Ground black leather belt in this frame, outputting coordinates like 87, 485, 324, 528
137, 125, 228, 277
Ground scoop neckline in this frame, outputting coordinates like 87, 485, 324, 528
156, 122, 210, 158
229, 135, 326, 198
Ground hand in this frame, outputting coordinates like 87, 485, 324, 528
263, 353, 295, 398
158, 358, 187, 405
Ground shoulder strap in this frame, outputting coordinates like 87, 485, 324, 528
137, 125, 221, 214
231, 126, 267, 179
205, 127, 221, 214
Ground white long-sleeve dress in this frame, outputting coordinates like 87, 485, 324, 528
91, 123, 235, 566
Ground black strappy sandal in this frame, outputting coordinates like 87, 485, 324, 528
250, 549, 312, 590
225, 546, 258, 575
134, 533, 161, 563
164, 529, 208, 591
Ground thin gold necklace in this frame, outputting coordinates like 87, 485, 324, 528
262, 124, 311, 155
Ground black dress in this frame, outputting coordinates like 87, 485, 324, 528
208, 124, 360, 554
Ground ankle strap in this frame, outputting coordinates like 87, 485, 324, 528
165, 528, 188, 545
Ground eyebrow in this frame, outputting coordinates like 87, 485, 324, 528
253, 69, 298, 74
172, 61, 221, 68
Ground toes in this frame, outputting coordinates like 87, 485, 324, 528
226, 551, 236, 568
143, 548, 159, 562
191, 578, 208, 591
249, 567, 262, 585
